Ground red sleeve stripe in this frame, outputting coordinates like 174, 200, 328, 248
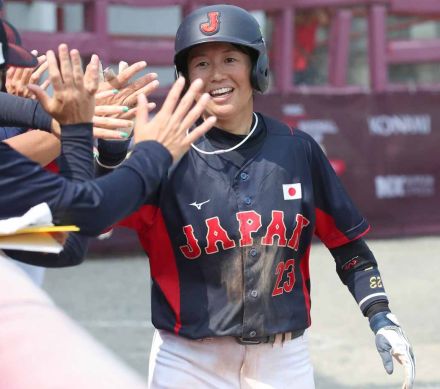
44, 161, 59, 173
315, 207, 370, 249
299, 245, 312, 326
137, 206, 182, 334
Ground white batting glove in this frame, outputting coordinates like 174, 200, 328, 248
369, 312, 416, 389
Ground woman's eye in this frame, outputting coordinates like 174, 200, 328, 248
225, 57, 237, 63
195, 61, 208, 68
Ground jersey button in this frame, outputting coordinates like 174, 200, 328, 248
240, 172, 248, 181
249, 330, 257, 338
244, 196, 252, 205
250, 290, 258, 298
250, 248, 257, 257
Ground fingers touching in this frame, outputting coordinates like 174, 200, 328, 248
133, 77, 216, 161
5, 53, 48, 98
28, 43, 98, 125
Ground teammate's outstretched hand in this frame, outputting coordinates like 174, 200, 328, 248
133, 76, 216, 162
90, 104, 134, 139
90, 60, 159, 138
370, 312, 416, 389
95, 60, 159, 116
5, 51, 49, 99
28, 44, 99, 125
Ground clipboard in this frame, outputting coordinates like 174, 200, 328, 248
0, 226, 80, 254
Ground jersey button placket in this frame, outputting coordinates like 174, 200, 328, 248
242, 245, 261, 337
235, 171, 258, 336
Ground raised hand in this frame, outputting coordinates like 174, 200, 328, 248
28, 44, 99, 125
86, 60, 159, 139
133, 76, 216, 162
6, 47, 126, 140
91, 104, 134, 139
95, 61, 159, 117
5, 51, 49, 99
50, 101, 135, 140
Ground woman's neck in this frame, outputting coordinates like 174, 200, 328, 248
208, 110, 254, 136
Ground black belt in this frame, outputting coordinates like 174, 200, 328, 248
235, 329, 305, 345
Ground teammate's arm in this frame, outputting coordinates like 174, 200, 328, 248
0, 91, 53, 130
1, 74, 214, 239
3, 130, 60, 166
4, 233, 88, 267
2, 45, 96, 267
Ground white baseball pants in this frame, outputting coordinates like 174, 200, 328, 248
148, 329, 315, 389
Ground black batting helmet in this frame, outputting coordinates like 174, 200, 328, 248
174, 4, 269, 93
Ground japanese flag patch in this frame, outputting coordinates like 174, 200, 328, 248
283, 183, 302, 200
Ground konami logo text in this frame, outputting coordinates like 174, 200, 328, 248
368, 114, 431, 136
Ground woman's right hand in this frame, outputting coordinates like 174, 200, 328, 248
133, 77, 216, 162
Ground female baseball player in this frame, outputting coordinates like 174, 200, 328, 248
97, 4, 415, 388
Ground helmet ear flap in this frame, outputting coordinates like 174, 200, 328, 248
174, 65, 191, 93
251, 53, 269, 93
174, 66, 180, 80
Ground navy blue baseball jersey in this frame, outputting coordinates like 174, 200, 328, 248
120, 113, 380, 340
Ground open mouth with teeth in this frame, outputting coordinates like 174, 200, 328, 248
209, 87, 234, 98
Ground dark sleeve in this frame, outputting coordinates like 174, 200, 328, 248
0, 126, 28, 141
3, 233, 88, 267
95, 137, 131, 176
329, 238, 389, 317
58, 123, 94, 181
0, 139, 171, 236
2, 123, 94, 267
304, 131, 369, 248
54, 141, 171, 234
0, 92, 52, 131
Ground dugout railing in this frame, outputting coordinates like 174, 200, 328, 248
3, 0, 440, 94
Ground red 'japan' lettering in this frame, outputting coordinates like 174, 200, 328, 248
261, 210, 287, 246
272, 258, 296, 296
180, 211, 311, 260
287, 214, 310, 251
236, 211, 262, 246
179, 225, 202, 259
205, 217, 236, 254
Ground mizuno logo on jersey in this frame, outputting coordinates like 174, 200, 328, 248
190, 199, 210, 210
283, 183, 302, 200
179, 211, 310, 259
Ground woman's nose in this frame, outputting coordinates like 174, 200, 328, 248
210, 64, 226, 82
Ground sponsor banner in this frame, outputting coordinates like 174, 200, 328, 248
375, 175, 435, 199
255, 91, 440, 238
368, 114, 431, 136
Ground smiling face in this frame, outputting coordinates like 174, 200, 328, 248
187, 42, 254, 134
